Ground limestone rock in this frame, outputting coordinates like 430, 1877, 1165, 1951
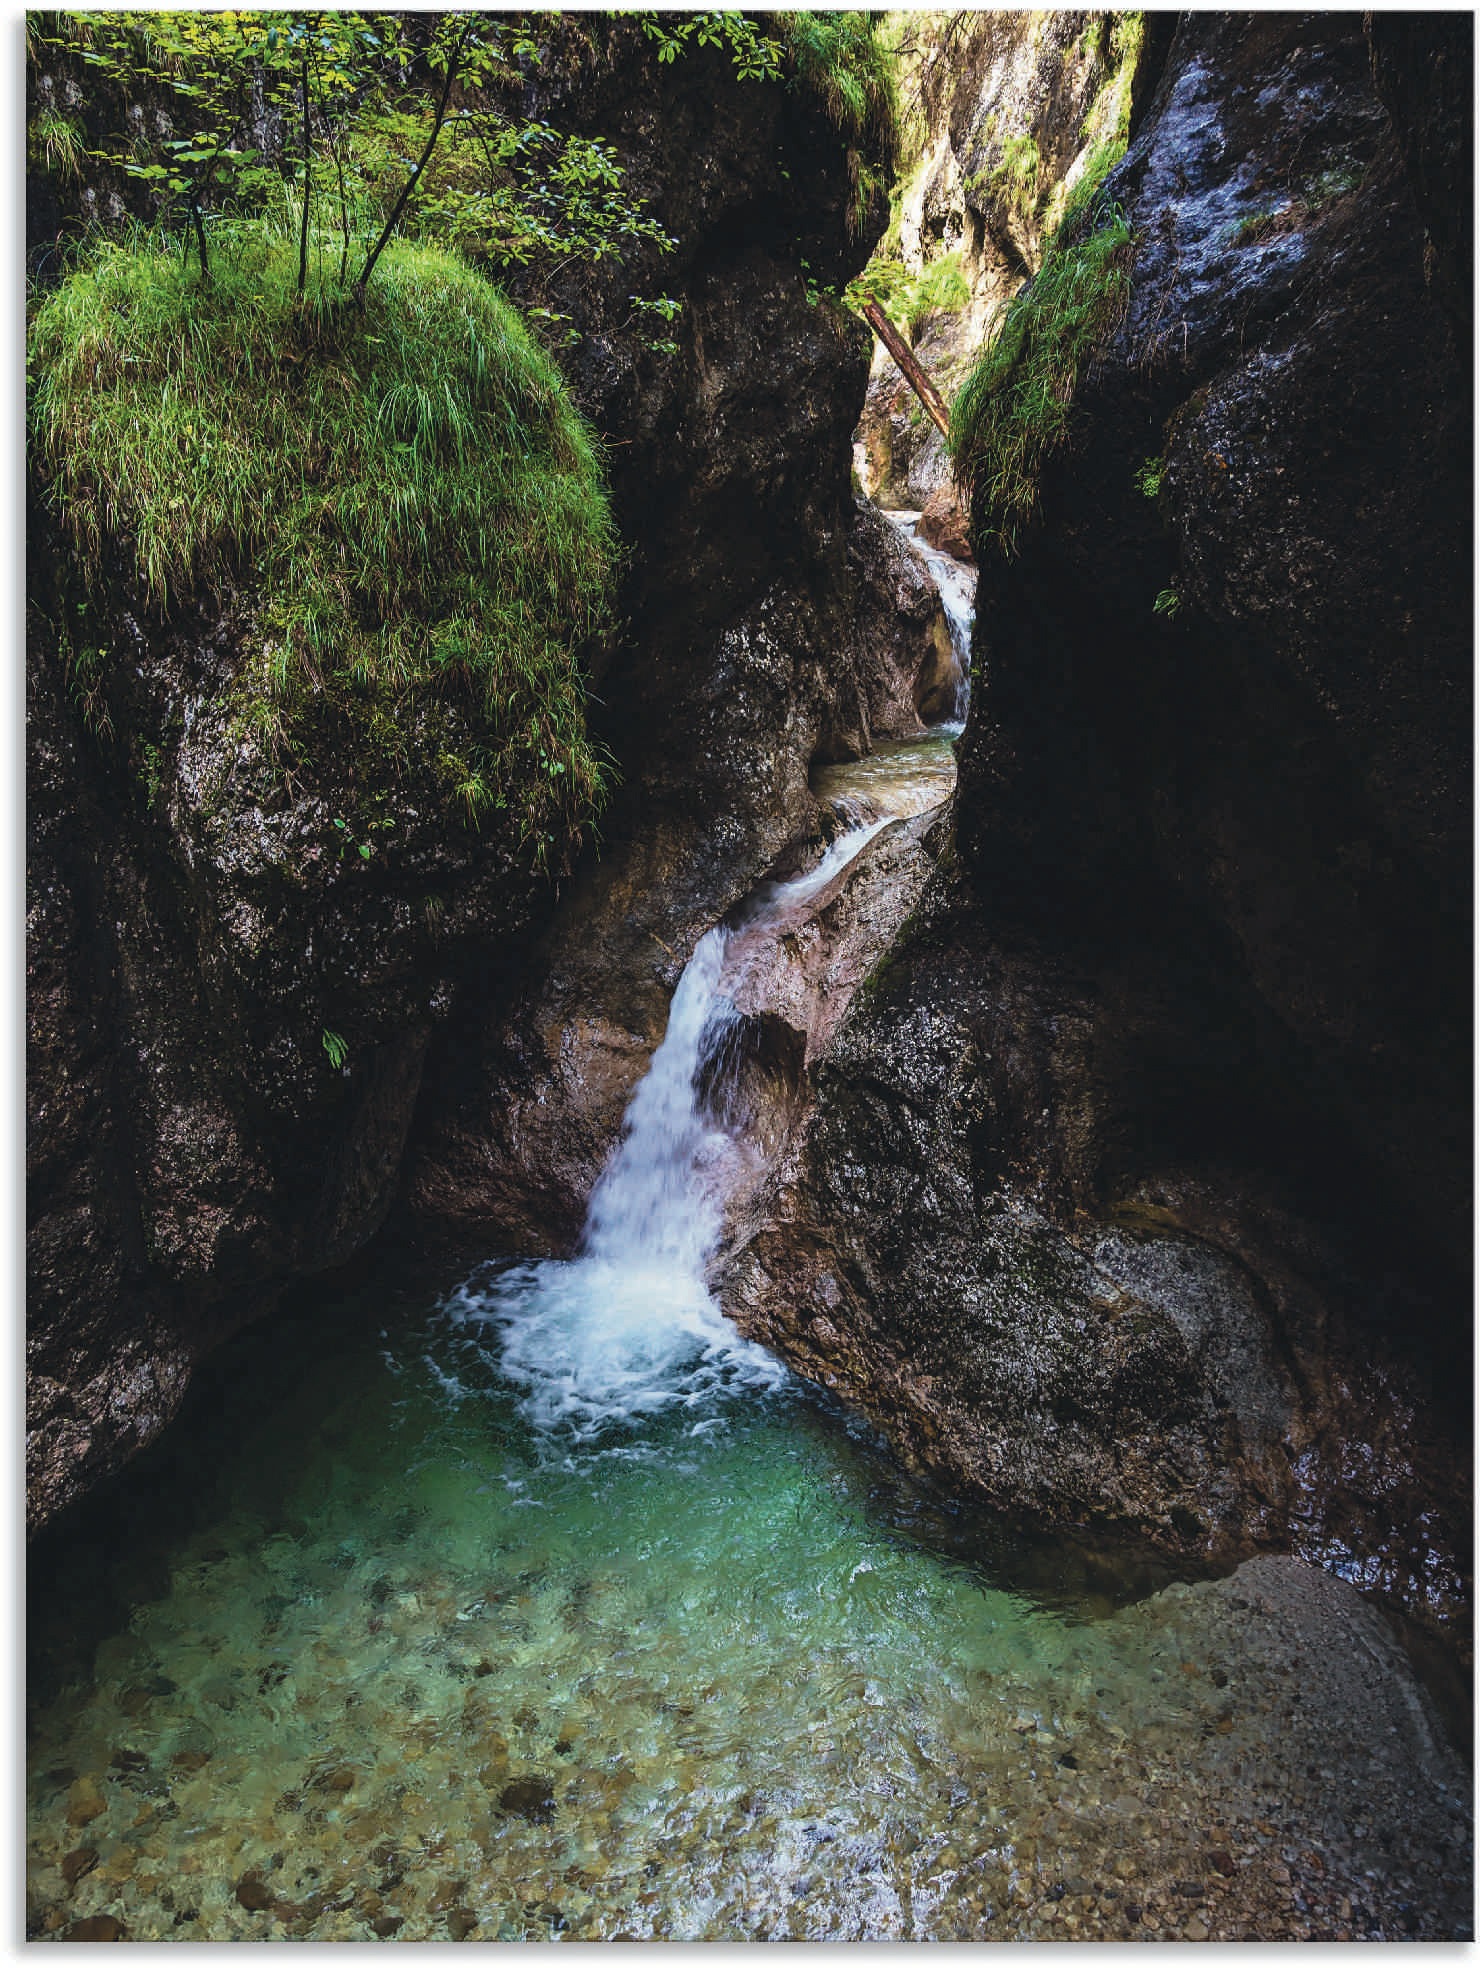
917, 483, 974, 563
732, 16, 1471, 1645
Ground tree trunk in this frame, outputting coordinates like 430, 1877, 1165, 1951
858, 300, 951, 438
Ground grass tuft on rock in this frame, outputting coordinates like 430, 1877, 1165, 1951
948, 10, 1147, 553
779, 11, 900, 227
780, 11, 898, 155
949, 154, 1134, 554
29, 230, 617, 853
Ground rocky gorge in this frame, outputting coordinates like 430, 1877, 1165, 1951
27, 8, 1472, 1945
28, 13, 937, 1529
735, 8, 1472, 1653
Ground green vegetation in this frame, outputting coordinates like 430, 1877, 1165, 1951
1226, 162, 1366, 251
138, 739, 164, 811
946, 8, 1149, 553
30, 231, 617, 856
28, 7, 908, 863
1084, 12, 1145, 147
1229, 208, 1280, 248
640, 9, 896, 153
949, 157, 1134, 552
847, 248, 970, 338
640, 11, 898, 231
29, 103, 83, 181
784, 10, 898, 232
779, 12, 898, 158
1152, 585, 1182, 620
33, 12, 681, 297
990, 132, 1041, 236
1134, 455, 1165, 499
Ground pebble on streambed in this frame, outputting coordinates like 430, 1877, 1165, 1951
25, 1375, 1469, 1944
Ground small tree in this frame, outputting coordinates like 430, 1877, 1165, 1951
32, 10, 679, 299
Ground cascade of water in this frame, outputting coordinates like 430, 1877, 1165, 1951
448, 820, 890, 1444
884, 509, 977, 724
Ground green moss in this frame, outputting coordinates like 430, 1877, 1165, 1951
949, 152, 1134, 553
29, 231, 617, 856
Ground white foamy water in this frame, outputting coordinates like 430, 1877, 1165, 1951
884, 507, 977, 723
449, 824, 891, 1443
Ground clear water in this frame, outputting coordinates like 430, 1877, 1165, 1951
477, 817, 895, 1448
27, 1283, 1210, 1944
27, 1273, 1471, 1943
26, 725, 1467, 1942
812, 727, 959, 827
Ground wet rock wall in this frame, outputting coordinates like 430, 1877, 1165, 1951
26, 18, 916, 1528
733, 12, 1472, 1644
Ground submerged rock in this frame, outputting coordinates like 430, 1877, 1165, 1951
234, 1874, 275, 1913
498, 1776, 556, 1824
61, 1914, 125, 1941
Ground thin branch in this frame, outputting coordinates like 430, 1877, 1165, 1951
187, 142, 226, 284
297, 49, 311, 296
353, 17, 473, 304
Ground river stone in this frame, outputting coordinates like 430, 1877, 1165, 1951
498, 1777, 556, 1824
65, 1777, 104, 1827
235, 1873, 276, 1912
61, 1915, 125, 1941
60, 1848, 99, 1886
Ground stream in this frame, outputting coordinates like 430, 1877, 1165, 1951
25, 533, 1469, 1943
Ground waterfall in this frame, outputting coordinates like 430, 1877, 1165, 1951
446, 821, 890, 1443
884, 509, 977, 724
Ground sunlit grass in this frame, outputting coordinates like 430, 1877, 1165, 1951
949, 149, 1134, 555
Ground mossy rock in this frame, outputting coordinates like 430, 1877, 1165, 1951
29, 232, 617, 865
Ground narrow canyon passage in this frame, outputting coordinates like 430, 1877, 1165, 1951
27, 7, 1470, 1946
26, 554, 1467, 1941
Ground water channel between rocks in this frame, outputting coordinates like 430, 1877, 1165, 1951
27, 554, 1470, 1942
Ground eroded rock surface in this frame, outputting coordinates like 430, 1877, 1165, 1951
732, 14, 1472, 1644
857, 9, 1174, 510
403, 23, 955, 1254
26, 20, 903, 1528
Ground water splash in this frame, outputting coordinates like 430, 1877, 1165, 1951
448, 823, 892, 1445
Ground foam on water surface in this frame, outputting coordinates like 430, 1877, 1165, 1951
465, 820, 894, 1451
27, 716, 1465, 1941
27, 1265, 1468, 1942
